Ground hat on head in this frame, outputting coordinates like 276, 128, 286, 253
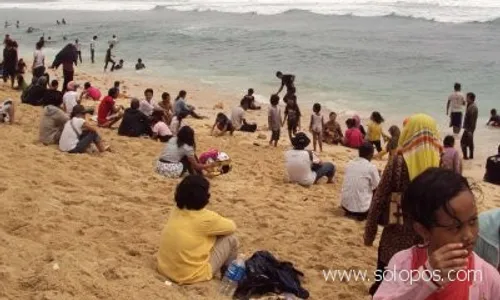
291, 132, 311, 150
67, 81, 80, 91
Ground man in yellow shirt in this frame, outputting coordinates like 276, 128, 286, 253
157, 175, 238, 284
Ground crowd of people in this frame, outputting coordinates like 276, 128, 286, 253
2, 32, 500, 299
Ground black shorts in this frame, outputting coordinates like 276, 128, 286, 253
3, 68, 15, 78
271, 129, 280, 141
287, 119, 298, 131
450, 112, 463, 128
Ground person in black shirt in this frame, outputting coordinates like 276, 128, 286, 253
42, 80, 63, 107
135, 58, 145, 70
484, 144, 500, 185
104, 44, 116, 72
3, 40, 18, 88
275, 71, 295, 96
487, 109, 500, 127
241, 88, 260, 110
118, 98, 151, 137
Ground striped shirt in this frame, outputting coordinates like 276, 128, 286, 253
341, 157, 380, 213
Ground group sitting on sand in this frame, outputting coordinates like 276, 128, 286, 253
3, 34, 500, 299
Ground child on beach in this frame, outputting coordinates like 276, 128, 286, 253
158, 92, 173, 124
487, 109, 500, 127
323, 112, 343, 145
440, 135, 462, 174
343, 118, 364, 149
80, 82, 101, 101
170, 111, 188, 136
211, 113, 234, 136
151, 110, 172, 143
309, 103, 324, 152
374, 125, 400, 160
268, 94, 282, 147
283, 95, 301, 143
374, 168, 500, 299
367, 111, 389, 153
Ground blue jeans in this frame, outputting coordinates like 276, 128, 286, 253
69, 131, 101, 153
314, 162, 335, 182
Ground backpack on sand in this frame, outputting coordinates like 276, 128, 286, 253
234, 251, 309, 300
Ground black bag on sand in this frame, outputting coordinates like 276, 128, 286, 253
234, 250, 309, 299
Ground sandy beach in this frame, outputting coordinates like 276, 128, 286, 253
0, 65, 499, 300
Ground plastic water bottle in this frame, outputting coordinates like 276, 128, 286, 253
220, 255, 246, 297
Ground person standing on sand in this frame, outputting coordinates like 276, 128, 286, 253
275, 71, 295, 96
32, 41, 45, 79
3, 40, 18, 88
461, 92, 478, 160
90, 36, 97, 64
364, 113, 442, 296
75, 39, 82, 64
104, 44, 116, 72
446, 82, 466, 134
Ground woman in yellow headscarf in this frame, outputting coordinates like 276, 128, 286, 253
364, 113, 442, 296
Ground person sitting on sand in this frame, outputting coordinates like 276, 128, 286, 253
323, 112, 343, 145
139, 88, 158, 117
156, 126, 213, 178
157, 175, 238, 284
484, 144, 500, 185
151, 110, 172, 143
174, 90, 203, 119
285, 132, 335, 186
15, 74, 28, 92
365, 114, 442, 296
118, 98, 151, 137
113, 59, 124, 70
341, 142, 380, 221
232, 99, 257, 133
157, 92, 173, 124
475, 208, 500, 271
59, 105, 109, 153
97, 87, 123, 128
0, 99, 15, 124
39, 82, 69, 145
374, 125, 400, 160
440, 135, 462, 174
80, 82, 101, 101
374, 168, 500, 299
170, 111, 188, 136
241, 88, 260, 110
21, 75, 48, 106
487, 109, 500, 127
135, 58, 145, 70
211, 112, 234, 136
62, 81, 81, 115
343, 118, 364, 149
42, 80, 63, 107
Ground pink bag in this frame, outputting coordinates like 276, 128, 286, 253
199, 148, 219, 164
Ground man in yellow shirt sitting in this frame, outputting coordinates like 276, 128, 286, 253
157, 175, 239, 284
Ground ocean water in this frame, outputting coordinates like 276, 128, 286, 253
1, 1, 500, 158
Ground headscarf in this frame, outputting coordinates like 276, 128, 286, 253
398, 114, 442, 180
474, 208, 500, 269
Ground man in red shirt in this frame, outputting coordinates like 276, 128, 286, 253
97, 87, 123, 128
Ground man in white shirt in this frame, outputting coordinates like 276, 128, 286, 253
62, 81, 80, 115
32, 41, 45, 78
230, 99, 257, 132
139, 88, 158, 117
341, 142, 380, 221
446, 82, 466, 134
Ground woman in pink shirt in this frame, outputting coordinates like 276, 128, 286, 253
343, 118, 364, 148
374, 168, 500, 300
80, 82, 102, 101
151, 110, 173, 143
